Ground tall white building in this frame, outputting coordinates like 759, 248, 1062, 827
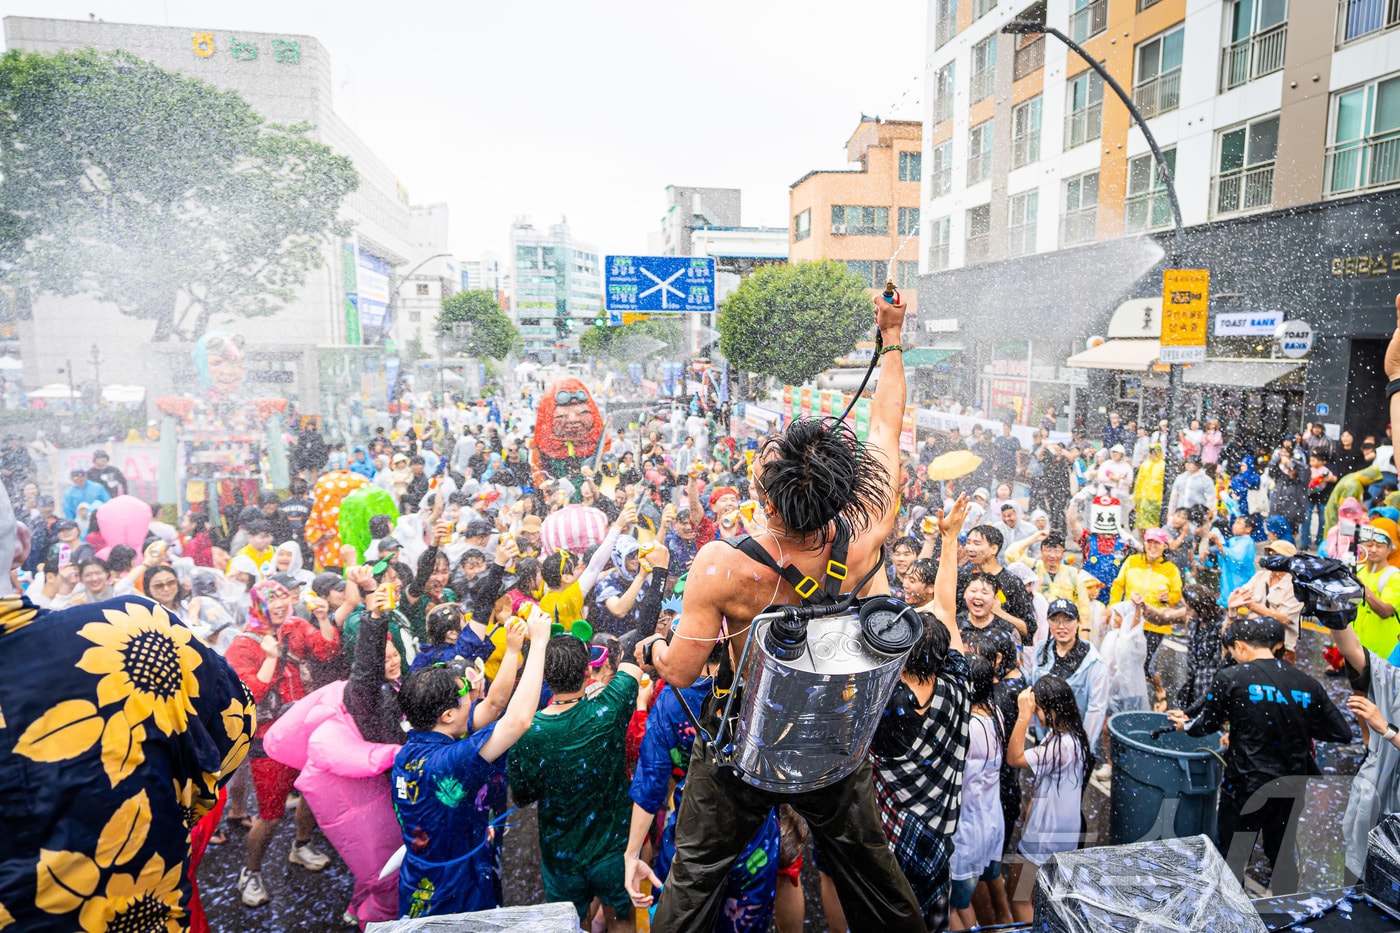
509, 219, 602, 359
3, 16, 436, 415
917, 0, 1400, 436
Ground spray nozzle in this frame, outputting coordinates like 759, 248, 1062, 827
882, 278, 899, 306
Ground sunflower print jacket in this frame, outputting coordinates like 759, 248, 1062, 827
0, 594, 254, 932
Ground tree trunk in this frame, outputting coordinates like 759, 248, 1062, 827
145, 289, 182, 342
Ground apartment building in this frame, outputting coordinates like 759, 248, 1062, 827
510, 219, 603, 359
919, 0, 1400, 436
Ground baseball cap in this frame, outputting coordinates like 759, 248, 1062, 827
53, 519, 79, 533
521, 515, 543, 534
465, 519, 494, 537
69, 467, 87, 477
92, 449, 109, 460
269, 572, 303, 591
1110, 444, 1126, 454
1143, 528, 1170, 544
1263, 539, 1298, 557
36, 494, 53, 507
1047, 598, 1080, 620
376, 537, 402, 553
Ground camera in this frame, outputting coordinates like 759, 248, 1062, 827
1260, 552, 1364, 630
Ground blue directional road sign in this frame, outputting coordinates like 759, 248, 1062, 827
605, 255, 715, 312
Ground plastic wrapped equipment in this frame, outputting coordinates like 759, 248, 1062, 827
1032, 834, 1266, 933
365, 903, 579, 932
1364, 812, 1400, 920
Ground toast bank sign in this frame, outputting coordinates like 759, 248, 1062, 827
1213, 311, 1281, 336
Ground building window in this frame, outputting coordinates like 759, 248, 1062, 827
1061, 171, 1099, 246
794, 209, 811, 242
1223, 0, 1287, 91
1007, 190, 1038, 257
968, 119, 995, 185
971, 35, 997, 102
408, 311, 421, 323
965, 205, 992, 264
1069, 0, 1108, 43
1124, 149, 1177, 233
898, 207, 921, 235
1339, 0, 1400, 45
1134, 27, 1183, 118
897, 260, 920, 290
899, 151, 923, 182
831, 205, 890, 235
1014, 36, 1045, 80
935, 0, 959, 48
1012, 96, 1042, 168
932, 63, 956, 123
1065, 69, 1104, 149
1327, 76, 1400, 196
929, 216, 952, 270
1139, 0, 1165, 9
930, 141, 954, 197
974, 0, 998, 19
844, 260, 890, 287
1214, 115, 1278, 215
415, 283, 431, 296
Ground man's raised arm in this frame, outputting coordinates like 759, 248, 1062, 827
860, 292, 909, 541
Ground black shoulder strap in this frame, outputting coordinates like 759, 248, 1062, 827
722, 534, 838, 606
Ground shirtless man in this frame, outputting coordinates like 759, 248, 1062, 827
633, 292, 926, 932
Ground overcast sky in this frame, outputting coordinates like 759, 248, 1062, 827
3, 0, 927, 261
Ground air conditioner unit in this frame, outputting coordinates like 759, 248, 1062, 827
831, 224, 848, 235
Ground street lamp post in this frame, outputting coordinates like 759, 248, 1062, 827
1004, 19, 1189, 515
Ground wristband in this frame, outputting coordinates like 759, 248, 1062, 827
1387, 378, 1400, 402
881, 344, 904, 356
642, 637, 658, 668
1386, 722, 1400, 740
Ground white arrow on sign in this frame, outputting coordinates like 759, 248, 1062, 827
639, 266, 686, 310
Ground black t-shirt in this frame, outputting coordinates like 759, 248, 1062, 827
959, 612, 1022, 678
279, 497, 312, 537
956, 563, 1037, 643
1186, 658, 1351, 796
993, 436, 1021, 477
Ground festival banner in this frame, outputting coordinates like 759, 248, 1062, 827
58, 444, 162, 503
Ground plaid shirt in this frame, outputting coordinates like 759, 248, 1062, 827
871, 649, 972, 839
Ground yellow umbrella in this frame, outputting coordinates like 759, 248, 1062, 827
925, 450, 983, 481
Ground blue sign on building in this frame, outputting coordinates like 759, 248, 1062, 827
605, 255, 715, 312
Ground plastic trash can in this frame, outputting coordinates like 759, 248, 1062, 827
1107, 710, 1225, 846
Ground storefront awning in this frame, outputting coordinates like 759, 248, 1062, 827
1183, 359, 1303, 388
1065, 339, 1160, 371
904, 348, 960, 367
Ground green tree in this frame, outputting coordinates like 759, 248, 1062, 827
0, 49, 359, 341
579, 317, 685, 360
437, 289, 519, 360
719, 261, 871, 384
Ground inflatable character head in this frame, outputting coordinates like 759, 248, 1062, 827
1090, 493, 1121, 536
534, 378, 603, 461
192, 331, 246, 400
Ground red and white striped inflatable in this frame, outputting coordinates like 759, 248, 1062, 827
541, 505, 609, 554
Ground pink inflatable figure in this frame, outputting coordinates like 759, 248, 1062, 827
94, 494, 152, 560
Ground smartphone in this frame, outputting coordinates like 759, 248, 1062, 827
57, 544, 72, 568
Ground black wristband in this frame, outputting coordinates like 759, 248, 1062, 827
641, 637, 657, 667
1388, 379, 1400, 402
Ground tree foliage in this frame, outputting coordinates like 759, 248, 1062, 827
578, 317, 685, 361
719, 261, 871, 384
437, 289, 519, 360
0, 48, 358, 340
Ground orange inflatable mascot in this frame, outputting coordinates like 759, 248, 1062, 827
531, 378, 606, 491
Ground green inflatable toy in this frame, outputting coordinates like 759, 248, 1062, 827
337, 485, 400, 564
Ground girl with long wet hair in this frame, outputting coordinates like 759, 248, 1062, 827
1005, 674, 1092, 922
949, 654, 1011, 930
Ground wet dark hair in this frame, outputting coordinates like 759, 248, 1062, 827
1042, 532, 1066, 549
426, 604, 466, 646
289, 477, 309, 496
1225, 615, 1284, 650
969, 524, 1003, 551
905, 558, 938, 586
514, 556, 542, 592
544, 634, 590, 694
754, 417, 889, 549
1182, 583, 1222, 629
966, 654, 1005, 747
964, 571, 1001, 595
399, 666, 464, 731
892, 535, 921, 554
1030, 675, 1093, 785
76, 557, 108, 577
903, 613, 950, 682
106, 544, 137, 574
369, 515, 394, 539
245, 519, 274, 538
540, 550, 580, 589
374, 559, 412, 587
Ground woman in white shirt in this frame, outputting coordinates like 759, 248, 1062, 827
950, 655, 1011, 930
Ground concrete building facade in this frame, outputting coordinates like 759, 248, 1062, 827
919, 0, 1400, 433
509, 219, 603, 359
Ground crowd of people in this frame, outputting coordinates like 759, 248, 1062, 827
8, 297, 1400, 933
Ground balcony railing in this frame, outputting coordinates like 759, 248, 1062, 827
1014, 38, 1045, 79
1006, 224, 1036, 257
930, 168, 953, 198
1326, 133, 1400, 196
968, 149, 993, 185
929, 243, 951, 271
1337, 0, 1400, 46
1065, 102, 1102, 149
1012, 132, 1040, 168
1124, 190, 1174, 233
1133, 68, 1181, 119
1069, 0, 1107, 43
1221, 24, 1287, 91
971, 67, 995, 102
1212, 163, 1275, 216
965, 234, 992, 264
932, 94, 954, 124
1061, 208, 1097, 247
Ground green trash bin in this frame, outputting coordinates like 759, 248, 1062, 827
1107, 711, 1225, 846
